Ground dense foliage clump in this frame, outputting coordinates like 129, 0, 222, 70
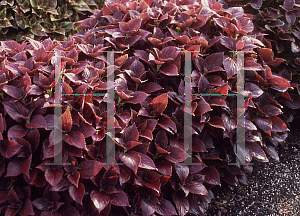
0, 0, 105, 41
0, 0, 299, 215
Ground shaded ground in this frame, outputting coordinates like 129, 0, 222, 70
206, 120, 300, 216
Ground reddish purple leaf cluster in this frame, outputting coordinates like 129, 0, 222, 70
0, 0, 299, 215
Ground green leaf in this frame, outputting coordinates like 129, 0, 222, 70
29, 0, 38, 8
72, 0, 92, 12
31, 23, 47, 36
0, 5, 7, 17
0, 0, 14, 6
15, 14, 30, 29
0, 18, 12, 28
61, 21, 73, 32
16, 0, 31, 13
45, 7, 58, 15
54, 27, 65, 35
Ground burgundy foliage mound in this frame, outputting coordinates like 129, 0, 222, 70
0, 0, 299, 215
221, 0, 300, 86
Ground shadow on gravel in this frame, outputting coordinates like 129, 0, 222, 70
206, 115, 300, 216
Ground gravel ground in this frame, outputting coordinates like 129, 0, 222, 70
206, 121, 300, 216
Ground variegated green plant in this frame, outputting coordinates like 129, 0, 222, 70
0, 0, 105, 41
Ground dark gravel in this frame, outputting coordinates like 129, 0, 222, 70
206, 121, 300, 216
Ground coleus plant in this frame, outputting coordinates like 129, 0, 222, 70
221, 0, 300, 89
0, 0, 300, 215
0, 0, 105, 42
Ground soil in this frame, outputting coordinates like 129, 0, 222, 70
205, 119, 300, 216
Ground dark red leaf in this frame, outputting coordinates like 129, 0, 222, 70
173, 193, 189, 216
0, 139, 21, 158
122, 123, 139, 144
221, 171, 239, 186
138, 82, 163, 93
250, 142, 269, 162
214, 18, 230, 34
164, 146, 188, 163
62, 108, 72, 132
194, 56, 205, 73
205, 52, 224, 71
244, 59, 264, 71
271, 116, 288, 132
26, 128, 40, 152
45, 168, 64, 187
155, 129, 168, 149
202, 166, 221, 185
3, 101, 29, 122
42, 139, 58, 160
27, 37, 43, 50
158, 118, 177, 134
253, 116, 272, 133
180, 181, 209, 197
160, 63, 178, 76
263, 105, 283, 116
245, 82, 264, 98
67, 48, 78, 62
195, 99, 211, 115
5, 156, 31, 178
102, 166, 118, 187
26, 114, 47, 129
258, 48, 274, 62
67, 171, 80, 187
141, 198, 156, 216
263, 145, 279, 162
34, 47, 48, 63
119, 166, 131, 186
284, 0, 294, 9
78, 121, 96, 138
281, 93, 300, 109
208, 116, 225, 130
61, 206, 80, 216
44, 114, 55, 130
18, 199, 35, 216
268, 76, 291, 88
52, 177, 72, 192
119, 151, 141, 173
244, 120, 257, 130
248, 0, 262, 9
125, 91, 149, 104
222, 113, 236, 133
2, 85, 22, 99
223, 56, 242, 78
64, 131, 87, 150
213, 83, 228, 94
175, 163, 189, 183
139, 129, 153, 141
69, 183, 84, 204
138, 153, 157, 170
236, 40, 244, 50
119, 18, 142, 34
90, 191, 110, 213
7, 125, 28, 138
156, 199, 177, 216
79, 160, 103, 179
209, 98, 228, 108
32, 198, 51, 211
155, 160, 172, 176
192, 137, 207, 152
109, 191, 129, 207
150, 93, 168, 114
